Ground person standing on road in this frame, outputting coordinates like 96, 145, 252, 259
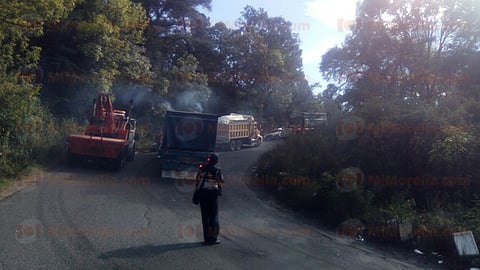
195, 153, 224, 245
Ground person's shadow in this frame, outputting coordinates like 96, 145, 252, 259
98, 242, 203, 259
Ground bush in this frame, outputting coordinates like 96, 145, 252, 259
428, 126, 480, 175
32, 118, 85, 166
454, 205, 480, 242
0, 75, 41, 177
412, 211, 459, 253
0, 73, 88, 177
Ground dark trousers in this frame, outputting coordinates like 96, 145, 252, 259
199, 189, 219, 242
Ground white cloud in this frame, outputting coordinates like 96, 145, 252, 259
298, 0, 358, 89
303, 50, 324, 65
302, 35, 345, 64
305, 0, 358, 31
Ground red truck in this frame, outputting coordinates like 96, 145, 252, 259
66, 93, 136, 170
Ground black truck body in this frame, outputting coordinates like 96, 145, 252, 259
158, 111, 218, 180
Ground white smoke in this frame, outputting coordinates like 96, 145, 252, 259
175, 90, 204, 112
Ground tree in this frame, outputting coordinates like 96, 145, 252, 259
319, 0, 480, 211
38, 0, 152, 117
167, 54, 210, 112
321, 0, 480, 111
0, 0, 78, 176
142, 0, 212, 96
209, 6, 314, 123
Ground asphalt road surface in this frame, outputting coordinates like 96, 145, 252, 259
0, 142, 430, 270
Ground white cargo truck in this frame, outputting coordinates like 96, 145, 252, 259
216, 113, 262, 151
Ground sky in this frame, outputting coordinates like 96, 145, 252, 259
200, 0, 359, 94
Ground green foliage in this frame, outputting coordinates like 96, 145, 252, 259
321, 0, 480, 110
455, 206, 480, 238
380, 196, 416, 225
428, 126, 479, 174
171, 54, 208, 85
256, 133, 373, 226
0, 74, 43, 176
0, 0, 78, 73
72, 0, 152, 91
257, 132, 337, 177
0, 0, 79, 177
413, 211, 459, 252
220, 6, 313, 122
143, 0, 211, 96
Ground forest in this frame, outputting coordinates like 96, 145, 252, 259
1, 0, 480, 259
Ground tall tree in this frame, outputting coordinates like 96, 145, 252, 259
141, 0, 212, 97
321, 0, 480, 112
212, 6, 314, 122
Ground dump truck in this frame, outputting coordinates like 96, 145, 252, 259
158, 110, 218, 180
216, 113, 262, 151
66, 92, 136, 170
288, 112, 328, 134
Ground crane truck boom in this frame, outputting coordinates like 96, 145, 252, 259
66, 92, 136, 170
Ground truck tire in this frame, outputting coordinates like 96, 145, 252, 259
229, 140, 236, 151
127, 143, 136, 161
67, 151, 78, 167
235, 140, 242, 150
113, 150, 127, 171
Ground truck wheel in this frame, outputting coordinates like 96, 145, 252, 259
127, 143, 136, 161
235, 140, 242, 150
67, 151, 78, 167
229, 140, 236, 151
113, 151, 127, 171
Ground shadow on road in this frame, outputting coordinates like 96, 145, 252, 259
98, 242, 204, 259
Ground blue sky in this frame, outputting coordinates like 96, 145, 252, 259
200, 0, 358, 94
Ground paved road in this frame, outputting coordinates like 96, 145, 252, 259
0, 142, 427, 269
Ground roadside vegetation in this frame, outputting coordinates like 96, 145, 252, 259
255, 0, 480, 266
257, 124, 480, 252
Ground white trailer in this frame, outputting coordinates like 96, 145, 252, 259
216, 113, 262, 151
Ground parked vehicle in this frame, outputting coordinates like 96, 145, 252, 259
288, 112, 328, 134
264, 127, 290, 141
66, 92, 136, 170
